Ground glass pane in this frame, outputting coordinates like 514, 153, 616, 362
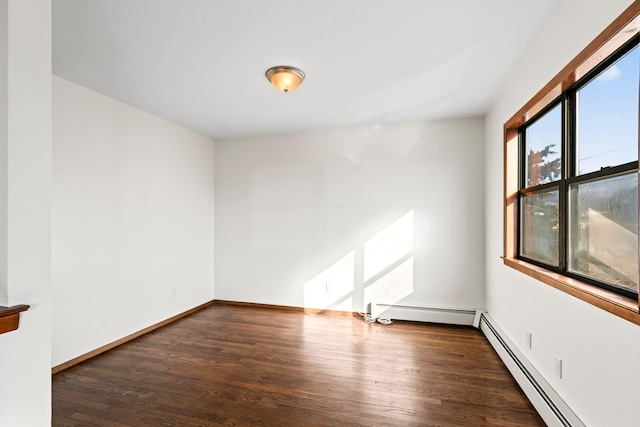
576, 45, 639, 175
525, 104, 562, 187
520, 188, 559, 266
568, 173, 638, 292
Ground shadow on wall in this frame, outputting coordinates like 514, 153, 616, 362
303, 210, 414, 312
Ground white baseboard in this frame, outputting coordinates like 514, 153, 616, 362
371, 302, 478, 326
480, 313, 585, 427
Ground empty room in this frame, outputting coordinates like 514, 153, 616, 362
1, 0, 640, 426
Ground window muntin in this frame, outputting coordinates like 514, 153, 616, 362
518, 37, 639, 298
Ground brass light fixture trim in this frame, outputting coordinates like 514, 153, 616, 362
265, 66, 305, 93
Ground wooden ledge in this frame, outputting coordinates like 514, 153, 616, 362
503, 257, 640, 326
0, 305, 30, 335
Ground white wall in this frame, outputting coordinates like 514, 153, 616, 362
0, 1, 52, 425
52, 77, 215, 367
215, 119, 485, 313
485, 1, 640, 426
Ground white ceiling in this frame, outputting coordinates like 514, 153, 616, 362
53, 0, 563, 140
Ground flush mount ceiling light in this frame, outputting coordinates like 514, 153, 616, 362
265, 66, 305, 93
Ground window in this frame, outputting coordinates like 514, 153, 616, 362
518, 38, 639, 299
503, 2, 640, 325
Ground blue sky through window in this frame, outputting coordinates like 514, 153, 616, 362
525, 44, 639, 181
577, 45, 639, 175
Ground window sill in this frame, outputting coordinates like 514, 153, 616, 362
502, 257, 640, 326
0, 304, 30, 335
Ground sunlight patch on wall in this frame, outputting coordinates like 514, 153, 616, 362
364, 257, 414, 310
363, 210, 415, 312
302, 210, 415, 312
303, 251, 354, 310
364, 210, 414, 282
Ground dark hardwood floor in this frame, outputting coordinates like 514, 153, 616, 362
52, 303, 546, 427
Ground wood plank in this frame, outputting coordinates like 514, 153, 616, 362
52, 302, 545, 426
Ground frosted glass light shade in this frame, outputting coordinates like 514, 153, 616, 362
265, 66, 305, 93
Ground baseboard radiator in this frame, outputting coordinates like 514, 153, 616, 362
480, 313, 585, 427
370, 302, 481, 326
